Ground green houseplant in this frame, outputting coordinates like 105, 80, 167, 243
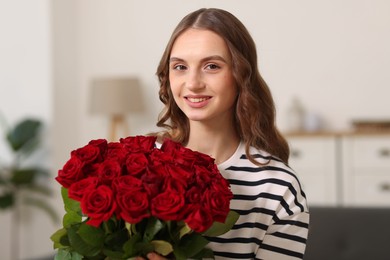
0, 117, 58, 259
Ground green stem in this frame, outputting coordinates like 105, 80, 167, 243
103, 221, 111, 234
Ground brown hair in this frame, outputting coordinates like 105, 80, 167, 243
155, 8, 290, 164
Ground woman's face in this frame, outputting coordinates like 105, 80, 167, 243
169, 28, 237, 125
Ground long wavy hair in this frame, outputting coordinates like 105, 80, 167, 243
155, 8, 290, 164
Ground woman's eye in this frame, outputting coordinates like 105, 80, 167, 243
173, 64, 187, 71
205, 64, 220, 70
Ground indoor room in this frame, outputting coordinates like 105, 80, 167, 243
1, 0, 389, 259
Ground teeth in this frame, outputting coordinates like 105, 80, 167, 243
188, 97, 208, 103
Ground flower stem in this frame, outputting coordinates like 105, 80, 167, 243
103, 221, 110, 234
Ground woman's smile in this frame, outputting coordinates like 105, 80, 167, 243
184, 95, 212, 108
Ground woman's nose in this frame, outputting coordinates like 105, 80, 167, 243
185, 70, 205, 91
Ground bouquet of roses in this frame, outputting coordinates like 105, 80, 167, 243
50, 135, 239, 260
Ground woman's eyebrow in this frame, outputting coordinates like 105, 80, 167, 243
169, 55, 228, 63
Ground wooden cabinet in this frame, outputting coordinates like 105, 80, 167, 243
286, 132, 390, 207
288, 135, 340, 206
342, 134, 390, 206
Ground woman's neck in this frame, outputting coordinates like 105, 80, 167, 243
186, 120, 240, 165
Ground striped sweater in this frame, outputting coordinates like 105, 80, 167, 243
206, 142, 309, 259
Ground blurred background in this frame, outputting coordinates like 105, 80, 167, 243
1, 0, 389, 259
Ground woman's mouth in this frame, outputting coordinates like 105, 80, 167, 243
184, 96, 211, 108
186, 97, 210, 103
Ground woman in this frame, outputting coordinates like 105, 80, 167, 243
144, 8, 309, 260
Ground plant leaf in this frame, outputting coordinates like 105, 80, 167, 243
151, 240, 173, 256
179, 223, 192, 239
176, 232, 209, 258
105, 228, 129, 251
50, 228, 68, 249
123, 232, 142, 256
0, 192, 14, 209
63, 211, 82, 228
54, 248, 83, 260
144, 217, 164, 242
67, 224, 101, 257
202, 210, 240, 237
78, 222, 105, 247
6, 118, 41, 152
102, 248, 125, 259
10, 168, 39, 185
61, 187, 81, 214
23, 196, 59, 223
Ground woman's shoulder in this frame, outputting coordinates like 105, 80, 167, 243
222, 143, 303, 188
225, 143, 292, 171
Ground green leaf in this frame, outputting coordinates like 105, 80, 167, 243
150, 240, 173, 256
203, 210, 240, 237
54, 248, 83, 260
179, 223, 192, 239
191, 247, 214, 259
144, 217, 164, 242
67, 224, 101, 257
63, 211, 82, 228
61, 187, 81, 214
105, 228, 129, 251
176, 232, 209, 258
102, 248, 125, 259
23, 196, 59, 223
10, 168, 40, 185
6, 118, 41, 152
78, 222, 105, 247
51, 228, 68, 249
123, 232, 142, 256
0, 192, 14, 209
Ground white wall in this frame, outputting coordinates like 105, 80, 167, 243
0, 0, 55, 259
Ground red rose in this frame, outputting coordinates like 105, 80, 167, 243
115, 186, 150, 224
56, 156, 84, 188
120, 135, 157, 152
141, 166, 166, 198
71, 144, 101, 164
164, 164, 193, 188
113, 175, 149, 223
98, 159, 122, 185
106, 142, 128, 165
81, 185, 116, 227
149, 149, 174, 166
185, 204, 213, 233
125, 153, 149, 176
191, 150, 215, 168
151, 190, 185, 221
163, 175, 187, 194
113, 175, 143, 192
193, 165, 213, 189
88, 139, 108, 154
68, 177, 99, 201
80, 163, 100, 178
185, 186, 203, 204
161, 139, 215, 169
160, 139, 197, 168
208, 163, 224, 179
203, 189, 231, 223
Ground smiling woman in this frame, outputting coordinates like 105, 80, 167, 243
147, 7, 310, 260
